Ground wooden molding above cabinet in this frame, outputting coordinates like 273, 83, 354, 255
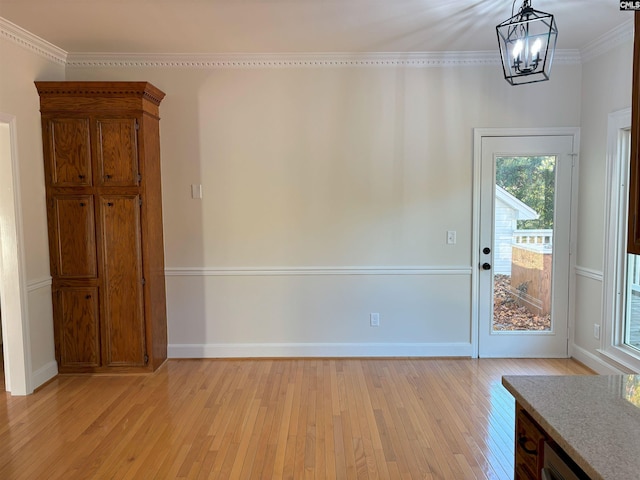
36, 81, 167, 374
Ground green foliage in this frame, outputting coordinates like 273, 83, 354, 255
496, 156, 555, 230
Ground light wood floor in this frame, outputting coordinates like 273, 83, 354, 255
0, 358, 592, 479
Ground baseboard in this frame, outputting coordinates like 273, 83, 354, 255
31, 360, 58, 389
571, 344, 625, 374
168, 342, 473, 358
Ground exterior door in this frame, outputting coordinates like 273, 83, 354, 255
477, 133, 577, 357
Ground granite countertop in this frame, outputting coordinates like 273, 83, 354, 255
502, 375, 640, 480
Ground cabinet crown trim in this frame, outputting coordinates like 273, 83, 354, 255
34, 81, 165, 106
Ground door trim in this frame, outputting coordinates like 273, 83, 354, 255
472, 127, 580, 358
0, 113, 33, 394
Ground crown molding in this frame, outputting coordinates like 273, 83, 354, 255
581, 18, 634, 63
66, 51, 502, 68
0, 12, 610, 70
66, 49, 581, 69
0, 17, 67, 65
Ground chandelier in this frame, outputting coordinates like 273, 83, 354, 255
496, 0, 558, 85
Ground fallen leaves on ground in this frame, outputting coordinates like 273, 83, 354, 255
493, 274, 551, 331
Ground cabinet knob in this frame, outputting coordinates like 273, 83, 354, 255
517, 436, 538, 455
107, 202, 114, 207
79, 202, 86, 207
85, 294, 92, 299
78, 175, 85, 179
104, 174, 112, 180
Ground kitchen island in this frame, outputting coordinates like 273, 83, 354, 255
502, 375, 640, 480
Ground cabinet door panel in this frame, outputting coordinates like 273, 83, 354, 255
55, 287, 100, 368
46, 118, 92, 186
100, 194, 146, 366
96, 118, 139, 186
51, 195, 97, 278
515, 407, 545, 480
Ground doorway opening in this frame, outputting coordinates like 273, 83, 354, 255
0, 114, 32, 395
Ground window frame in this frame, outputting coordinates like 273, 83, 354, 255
601, 107, 640, 372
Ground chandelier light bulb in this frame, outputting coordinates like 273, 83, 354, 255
512, 40, 523, 59
531, 38, 542, 57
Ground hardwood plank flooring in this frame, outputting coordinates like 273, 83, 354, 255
0, 358, 592, 479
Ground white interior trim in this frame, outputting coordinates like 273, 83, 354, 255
0, 15, 591, 70
169, 342, 473, 359
26, 276, 52, 292
581, 18, 634, 63
0, 10, 629, 70
0, 17, 67, 65
0, 114, 33, 395
165, 266, 472, 277
599, 107, 640, 374
65, 50, 582, 69
575, 266, 604, 282
30, 360, 58, 389
571, 344, 627, 374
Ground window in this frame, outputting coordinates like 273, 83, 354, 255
624, 254, 640, 351
602, 108, 640, 372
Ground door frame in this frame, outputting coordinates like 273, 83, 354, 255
0, 113, 33, 395
471, 127, 580, 358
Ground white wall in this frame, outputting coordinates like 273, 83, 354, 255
0, 34, 65, 389
573, 38, 634, 373
66, 61, 582, 356
12, 16, 636, 369
6, 16, 633, 370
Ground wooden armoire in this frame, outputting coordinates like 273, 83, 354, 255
35, 81, 167, 373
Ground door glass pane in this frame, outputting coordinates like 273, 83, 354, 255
492, 155, 556, 332
625, 254, 640, 350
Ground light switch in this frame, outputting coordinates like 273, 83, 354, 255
447, 231, 456, 244
191, 184, 203, 199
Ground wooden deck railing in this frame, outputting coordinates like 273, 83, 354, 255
512, 229, 553, 246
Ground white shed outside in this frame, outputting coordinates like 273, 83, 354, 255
494, 186, 539, 275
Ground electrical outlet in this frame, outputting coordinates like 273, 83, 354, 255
447, 231, 456, 245
191, 184, 203, 199
594, 324, 600, 340
370, 313, 380, 327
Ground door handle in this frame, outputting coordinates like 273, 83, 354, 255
482, 263, 491, 270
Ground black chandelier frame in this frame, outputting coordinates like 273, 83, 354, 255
496, 0, 558, 85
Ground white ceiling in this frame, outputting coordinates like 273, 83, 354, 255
0, 0, 632, 54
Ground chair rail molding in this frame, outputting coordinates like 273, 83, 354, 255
575, 266, 604, 282
165, 266, 473, 277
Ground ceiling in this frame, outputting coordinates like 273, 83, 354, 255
0, 0, 632, 55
